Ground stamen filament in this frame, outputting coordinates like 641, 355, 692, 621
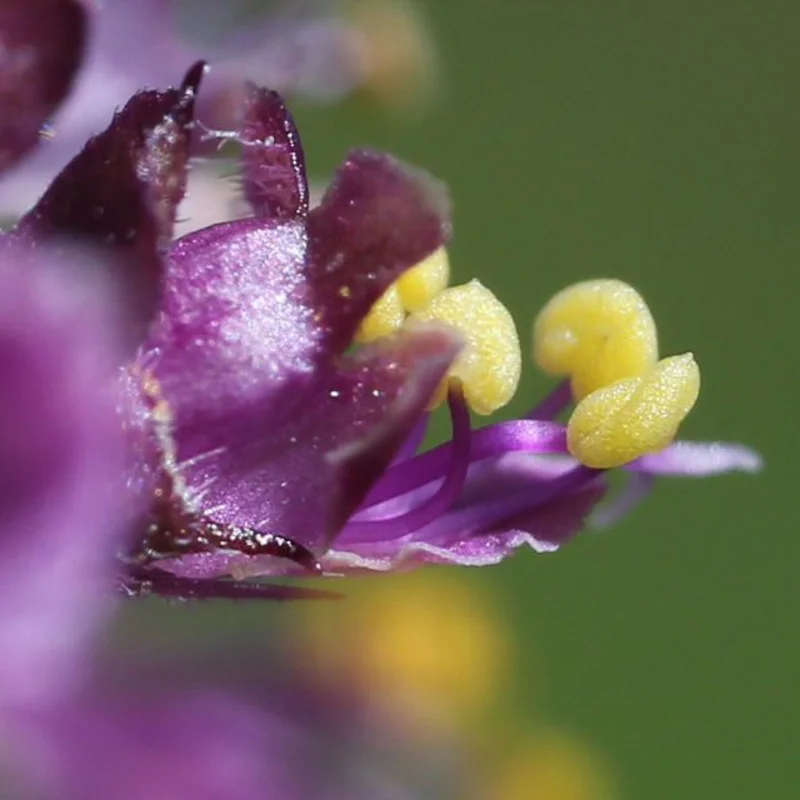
525, 379, 572, 420
405, 464, 602, 545
344, 386, 472, 542
361, 419, 567, 508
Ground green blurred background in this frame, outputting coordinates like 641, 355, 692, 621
130, 1, 796, 796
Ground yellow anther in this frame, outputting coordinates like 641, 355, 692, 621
567, 353, 701, 468
407, 279, 521, 415
354, 284, 405, 343
533, 279, 659, 399
396, 246, 450, 312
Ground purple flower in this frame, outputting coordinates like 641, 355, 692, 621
1, 61, 760, 599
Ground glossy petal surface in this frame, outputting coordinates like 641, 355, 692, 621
155, 326, 460, 575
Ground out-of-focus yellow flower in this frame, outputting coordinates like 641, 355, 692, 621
297, 572, 511, 724
486, 730, 617, 800
344, 0, 440, 113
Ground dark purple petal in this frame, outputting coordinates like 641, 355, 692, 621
11, 63, 204, 341
147, 148, 450, 440
0, 244, 125, 709
156, 326, 460, 579
240, 84, 308, 219
0, 0, 87, 172
307, 149, 451, 353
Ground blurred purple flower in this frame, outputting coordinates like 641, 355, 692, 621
0, 244, 124, 710
5, 651, 468, 800
0, 0, 438, 217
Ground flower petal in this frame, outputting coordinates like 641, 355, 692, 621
11, 63, 203, 342
145, 217, 315, 439
0, 245, 125, 709
307, 149, 451, 354
0, 0, 87, 172
148, 150, 450, 443
239, 84, 308, 219
631, 440, 764, 476
325, 482, 606, 572
157, 326, 460, 579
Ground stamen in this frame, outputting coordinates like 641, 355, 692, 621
354, 284, 405, 343
396, 246, 450, 311
344, 385, 472, 542
397, 463, 601, 545
533, 279, 659, 399
525, 378, 572, 420
407, 279, 521, 415
567, 353, 701, 468
360, 418, 565, 508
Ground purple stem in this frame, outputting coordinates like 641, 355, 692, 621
344, 388, 472, 543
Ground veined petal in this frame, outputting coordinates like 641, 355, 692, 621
630, 440, 764, 476
0, 0, 87, 173
11, 63, 203, 342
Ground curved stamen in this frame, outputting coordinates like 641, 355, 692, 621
344, 386, 472, 542
362, 418, 566, 508
411, 463, 602, 545
525, 379, 572, 420
590, 472, 655, 529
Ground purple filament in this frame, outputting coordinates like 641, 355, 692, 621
407, 463, 602, 545
362, 418, 567, 508
525, 379, 572, 420
344, 388, 472, 542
